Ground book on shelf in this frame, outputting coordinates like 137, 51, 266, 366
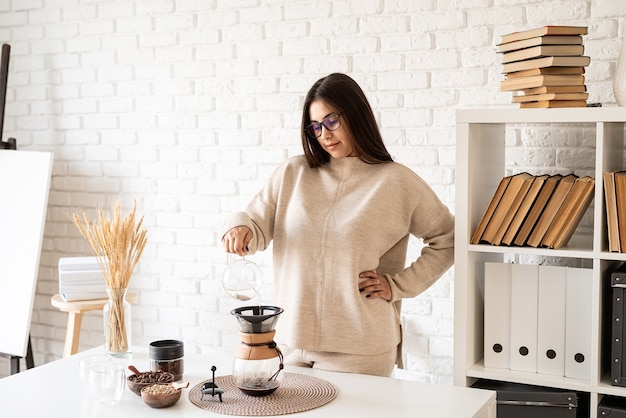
615, 172, 626, 253
502, 55, 591, 74
500, 26, 588, 45
59, 283, 108, 294
513, 174, 562, 246
490, 173, 536, 245
500, 75, 585, 92
519, 100, 587, 109
480, 172, 534, 245
60, 291, 109, 302
497, 35, 583, 54
58, 269, 106, 285
501, 174, 549, 246
541, 176, 595, 249
501, 44, 585, 64
58, 256, 103, 272
58, 255, 107, 301
551, 177, 595, 249
526, 174, 578, 248
604, 171, 620, 253
513, 92, 589, 103
470, 176, 512, 244
505, 66, 585, 79
59, 280, 108, 301
523, 85, 587, 95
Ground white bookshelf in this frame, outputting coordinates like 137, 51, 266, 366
453, 107, 626, 417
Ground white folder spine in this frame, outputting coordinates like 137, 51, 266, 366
537, 265, 567, 376
484, 262, 512, 369
565, 267, 592, 380
510, 263, 539, 373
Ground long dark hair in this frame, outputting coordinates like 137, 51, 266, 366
301, 73, 393, 168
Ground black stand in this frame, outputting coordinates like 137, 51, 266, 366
0, 44, 14, 150
201, 366, 224, 402
0, 136, 15, 149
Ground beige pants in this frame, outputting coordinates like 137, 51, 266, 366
282, 346, 397, 377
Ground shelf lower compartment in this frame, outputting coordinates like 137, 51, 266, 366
598, 373, 626, 397
467, 359, 593, 393
467, 360, 626, 398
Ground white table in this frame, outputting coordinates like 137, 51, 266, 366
0, 346, 496, 417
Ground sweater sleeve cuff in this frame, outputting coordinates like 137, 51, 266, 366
384, 273, 399, 303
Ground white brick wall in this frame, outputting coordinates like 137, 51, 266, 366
0, 0, 624, 382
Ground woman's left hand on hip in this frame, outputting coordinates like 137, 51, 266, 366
358, 270, 391, 301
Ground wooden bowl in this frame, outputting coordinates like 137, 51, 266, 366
127, 370, 174, 396
141, 384, 182, 408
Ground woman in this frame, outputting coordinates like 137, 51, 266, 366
221, 73, 454, 377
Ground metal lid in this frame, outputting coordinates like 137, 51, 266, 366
149, 339, 184, 360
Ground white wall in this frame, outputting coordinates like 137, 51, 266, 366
1, 0, 624, 383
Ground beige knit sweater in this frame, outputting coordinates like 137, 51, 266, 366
223, 155, 454, 356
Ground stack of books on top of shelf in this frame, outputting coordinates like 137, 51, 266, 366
498, 26, 590, 109
58, 256, 108, 302
471, 172, 595, 249
604, 171, 626, 253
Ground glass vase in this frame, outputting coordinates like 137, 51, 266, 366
103, 288, 132, 357
614, 37, 626, 106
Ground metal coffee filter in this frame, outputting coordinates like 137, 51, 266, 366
230, 306, 284, 333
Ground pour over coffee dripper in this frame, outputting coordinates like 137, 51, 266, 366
231, 306, 284, 396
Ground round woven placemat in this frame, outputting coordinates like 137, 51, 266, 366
189, 372, 337, 416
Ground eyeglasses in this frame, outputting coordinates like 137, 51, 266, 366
304, 113, 341, 138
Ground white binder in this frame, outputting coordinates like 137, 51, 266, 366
483, 262, 512, 369
565, 267, 592, 380
510, 263, 539, 372
537, 265, 567, 376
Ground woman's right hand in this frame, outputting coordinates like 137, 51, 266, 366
222, 226, 253, 256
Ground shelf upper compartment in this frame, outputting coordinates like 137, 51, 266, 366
468, 234, 594, 259
457, 107, 626, 124
467, 244, 626, 262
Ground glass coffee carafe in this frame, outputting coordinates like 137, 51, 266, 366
230, 305, 284, 396
222, 254, 262, 301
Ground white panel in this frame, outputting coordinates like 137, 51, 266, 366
0, 149, 53, 357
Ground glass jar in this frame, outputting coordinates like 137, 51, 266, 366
103, 288, 132, 357
149, 339, 184, 381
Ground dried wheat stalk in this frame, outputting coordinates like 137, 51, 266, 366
73, 200, 147, 353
